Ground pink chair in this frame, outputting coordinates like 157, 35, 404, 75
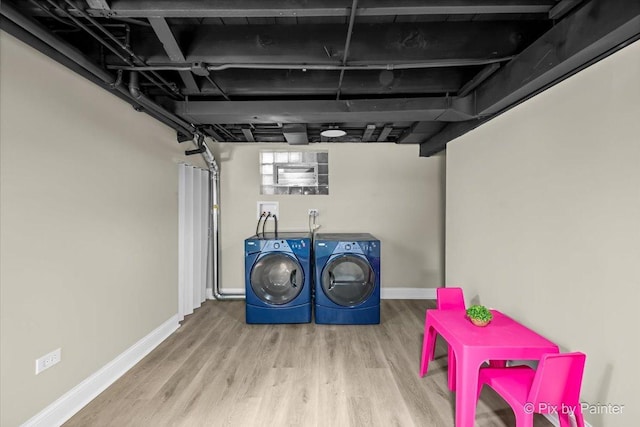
477, 352, 587, 427
435, 287, 465, 390
421, 287, 505, 390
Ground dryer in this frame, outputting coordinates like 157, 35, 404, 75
314, 233, 380, 324
244, 232, 312, 323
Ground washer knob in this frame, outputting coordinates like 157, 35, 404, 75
274, 242, 280, 249
345, 244, 352, 251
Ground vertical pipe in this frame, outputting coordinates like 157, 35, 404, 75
202, 145, 243, 300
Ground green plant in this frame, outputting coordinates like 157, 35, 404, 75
466, 305, 493, 322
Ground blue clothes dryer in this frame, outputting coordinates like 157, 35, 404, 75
245, 232, 312, 324
314, 233, 380, 324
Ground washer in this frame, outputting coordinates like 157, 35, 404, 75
314, 233, 380, 324
244, 232, 312, 324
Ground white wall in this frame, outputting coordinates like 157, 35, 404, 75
446, 40, 640, 426
212, 143, 445, 293
0, 33, 203, 426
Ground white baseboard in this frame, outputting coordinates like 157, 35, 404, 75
207, 287, 437, 300
381, 287, 437, 299
21, 315, 180, 427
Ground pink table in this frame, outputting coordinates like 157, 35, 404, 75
420, 309, 559, 427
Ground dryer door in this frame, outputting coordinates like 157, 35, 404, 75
250, 253, 304, 305
321, 254, 375, 306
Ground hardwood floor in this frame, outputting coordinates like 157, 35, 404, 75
65, 300, 554, 426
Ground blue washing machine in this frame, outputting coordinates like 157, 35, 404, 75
314, 233, 380, 324
245, 232, 312, 324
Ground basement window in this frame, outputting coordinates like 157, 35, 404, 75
260, 151, 329, 195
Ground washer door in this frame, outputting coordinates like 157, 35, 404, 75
321, 254, 375, 306
250, 253, 304, 305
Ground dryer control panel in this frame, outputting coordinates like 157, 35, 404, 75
287, 239, 308, 251
334, 241, 365, 255
262, 240, 292, 253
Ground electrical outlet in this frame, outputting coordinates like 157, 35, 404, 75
308, 208, 319, 217
35, 348, 61, 374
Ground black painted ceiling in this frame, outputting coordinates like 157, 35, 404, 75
2, 1, 639, 156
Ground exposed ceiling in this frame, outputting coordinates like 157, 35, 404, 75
2, 1, 639, 156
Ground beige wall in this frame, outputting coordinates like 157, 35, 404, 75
446, 40, 640, 426
212, 143, 445, 291
0, 33, 202, 426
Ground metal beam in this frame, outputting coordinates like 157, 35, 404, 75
148, 17, 184, 62
194, 68, 465, 97
475, 0, 640, 117
361, 124, 376, 142
376, 126, 393, 142
457, 63, 501, 97
419, 120, 487, 156
283, 124, 309, 145
399, 122, 446, 144
148, 17, 199, 93
131, 22, 548, 65
548, 0, 583, 20
241, 125, 255, 142
85, 0, 555, 18
421, 0, 640, 156
176, 97, 475, 125
86, 0, 110, 10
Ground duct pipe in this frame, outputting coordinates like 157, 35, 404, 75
128, 72, 196, 139
201, 143, 244, 300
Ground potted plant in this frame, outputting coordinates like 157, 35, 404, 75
466, 305, 493, 327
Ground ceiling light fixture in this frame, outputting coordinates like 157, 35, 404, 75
320, 128, 346, 138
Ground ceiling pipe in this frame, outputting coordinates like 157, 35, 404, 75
59, 0, 182, 99
128, 72, 196, 139
40, 0, 177, 99
108, 56, 514, 72
336, 0, 359, 100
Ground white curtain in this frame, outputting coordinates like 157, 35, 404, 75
178, 164, 210, 319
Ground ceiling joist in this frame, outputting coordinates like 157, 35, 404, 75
283, 124, 309, 145
177, 97, 475, 125
241, 125, 255, 142
376, 126, 393, 142
148, 17, 199, 93
6, 0, 636, 152
142, 22, 548, 65
82, 0, 555, 18
85, 0, 110, 10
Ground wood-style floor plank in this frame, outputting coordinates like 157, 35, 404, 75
64, 300, 554, 427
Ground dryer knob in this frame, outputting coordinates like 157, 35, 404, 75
274, 243, 280, 249
345, 244, 351, 251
